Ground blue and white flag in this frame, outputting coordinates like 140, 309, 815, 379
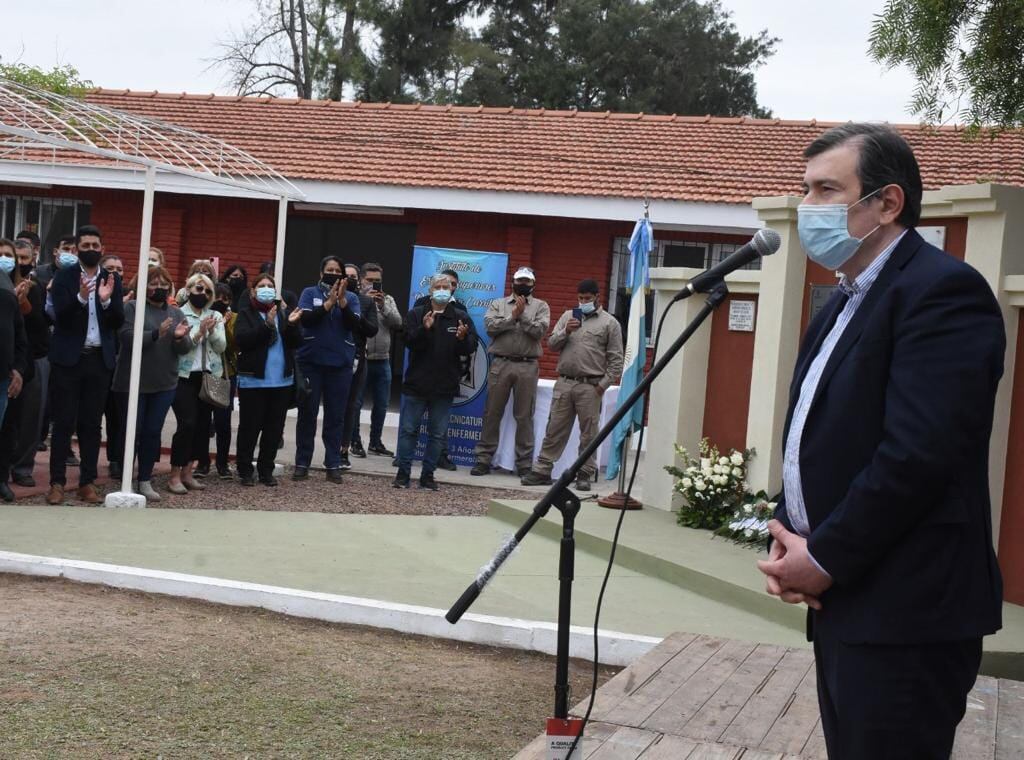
606, 217, 652, 480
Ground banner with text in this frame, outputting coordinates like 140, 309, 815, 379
407, 245, 509, 465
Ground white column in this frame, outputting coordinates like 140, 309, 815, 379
745, 196, 806, 496
274, 196, 288, 294
105, 165, 156, 509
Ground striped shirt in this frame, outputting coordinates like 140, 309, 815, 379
783, 231, 907, 552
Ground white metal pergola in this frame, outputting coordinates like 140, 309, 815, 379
0, 79, 304, 507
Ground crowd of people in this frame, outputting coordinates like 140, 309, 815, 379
0, 225, 624, 504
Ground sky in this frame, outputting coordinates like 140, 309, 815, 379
0, 0, 920, 124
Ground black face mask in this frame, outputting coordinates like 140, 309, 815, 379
228, 278, 245, 294
512, 283, 533, 297
78, 249, 102, 268
148, 287, 169, 303
346, 276, 360, 292
18, 263, 32, 278
189, 293, 210, 309
321, 272, 341, 288
210, 301, 228, 314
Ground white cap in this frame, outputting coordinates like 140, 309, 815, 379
513, 266, 536, 282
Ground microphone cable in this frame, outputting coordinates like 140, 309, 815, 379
565, 296, 678, 757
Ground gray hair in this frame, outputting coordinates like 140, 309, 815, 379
429, 273, 451, 287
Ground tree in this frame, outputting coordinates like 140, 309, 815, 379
870, 0, 1024, 128
217, 0, 366, 99
0, 62, 93, 96
457, 0, 777, 116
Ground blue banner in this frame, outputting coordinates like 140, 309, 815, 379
405, 245, 509, 465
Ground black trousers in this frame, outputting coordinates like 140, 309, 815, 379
814, 634, 982, 759
236, 386, 291, 478
105, 390, 126, 466
0, 393, 23, 482
342, 357, 367, 449
50, 351, 111, 487
171, 372, 215, 467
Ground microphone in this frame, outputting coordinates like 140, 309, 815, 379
672, 228, 781, 302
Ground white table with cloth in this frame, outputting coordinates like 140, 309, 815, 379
492, 378, 620, 478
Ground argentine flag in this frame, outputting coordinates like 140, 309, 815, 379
606, 217, 652, 480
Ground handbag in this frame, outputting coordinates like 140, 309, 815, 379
290, 357, 311, 409
198, 338, 231, 409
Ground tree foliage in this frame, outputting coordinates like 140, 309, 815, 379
0, 62, 93, 96
219, 0, 776, 117
870, 0, 1024, 128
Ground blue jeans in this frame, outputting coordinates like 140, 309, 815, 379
136, 388, 176, 481
356, 359, 392, 446
295, 362, 352, 470
396, 394, 452, 478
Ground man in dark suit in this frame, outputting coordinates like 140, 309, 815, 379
46, 224, 124, 504
757, 123, 1005, 759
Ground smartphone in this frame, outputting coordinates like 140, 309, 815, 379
572, 308, 583, 321
371, 282, 382, 292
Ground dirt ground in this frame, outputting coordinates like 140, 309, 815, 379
20, 469, 532, 517
0, 574, 618, 759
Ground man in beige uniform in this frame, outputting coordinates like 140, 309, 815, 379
522, 279, 623, 491
471, 267, 550, 476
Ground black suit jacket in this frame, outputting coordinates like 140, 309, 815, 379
49, 263, 125, 370
776, 229, 1005, 645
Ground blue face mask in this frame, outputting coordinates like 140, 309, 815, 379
255, 286, 277, 304
59, 252, 78, 269
579, 301, 596, 315
431, 289, 452, 305
0, 256, 14, 275
797, 192, 880, 271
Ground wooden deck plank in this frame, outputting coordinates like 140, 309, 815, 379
994, 678, 1024, 760
682, 742, 744, 759
758, 658, 820, 754
573, 632, 698, 722
683, 644, 788, 742
610, 636, 729, 728
632, 733, 700, 759
511, 720, 620, 760
718, 648, 815, 749
799, 718, 828, 760
642, 639, 758, 735
953, 675, 999, 760
587, 726, 660, 760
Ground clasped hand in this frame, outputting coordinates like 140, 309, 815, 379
756, 520, 832, 610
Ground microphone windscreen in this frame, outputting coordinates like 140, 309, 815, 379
753, 228, 782, 257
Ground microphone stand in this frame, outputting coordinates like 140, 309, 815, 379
446, 282, 730, 722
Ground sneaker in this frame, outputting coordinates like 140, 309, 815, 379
470, 463, 490, 476
575, 476, 592, 492
217, 465, 232, 480
392, 470, 411, 489
520, 470, 554, 486
437, 454, 457, 471
391, 457, 399, 468
339, 453, 352, 471
350, 441, 366, 458
368, 442, 394, 457
418, 474, 439, 491
326, 469, 344, 484
259, 474, 278, 487
239, 473, 255, 487
194, 463, 210, 479
292, 466, 309, 481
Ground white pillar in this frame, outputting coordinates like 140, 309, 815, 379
274, 196, 288, 295
745, 196, 806, 496
105, 165, 156, 509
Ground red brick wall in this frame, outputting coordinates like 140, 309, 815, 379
999, 310, 1024, 605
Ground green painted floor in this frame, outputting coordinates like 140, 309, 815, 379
0, 504, 805, 647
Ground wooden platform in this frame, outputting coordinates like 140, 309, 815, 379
514, 632, 1024, 759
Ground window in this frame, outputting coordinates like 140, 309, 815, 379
609, 235, 758, 344
0, 195, 91, 262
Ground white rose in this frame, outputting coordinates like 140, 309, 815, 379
730, 452, 744, 466
681, 477, 692, 488
732, 467, 743, 478
695, 480, 706, 491
719, 456, 729, 465
712, 464, 722, 474
744, 529, 754, 538
700, 458, 711, 469
743, 504, 753, 514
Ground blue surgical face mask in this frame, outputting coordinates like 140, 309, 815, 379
255, 286, 277, 304
431, 289, 452, 305
0, 256, 14, 274
797, 191, 881, 271
59, 252, 78, 268
579, 301, 596, 315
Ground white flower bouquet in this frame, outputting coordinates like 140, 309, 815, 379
664, 438, 753, 530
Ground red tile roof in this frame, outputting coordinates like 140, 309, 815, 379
76, 89, 1024, 205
